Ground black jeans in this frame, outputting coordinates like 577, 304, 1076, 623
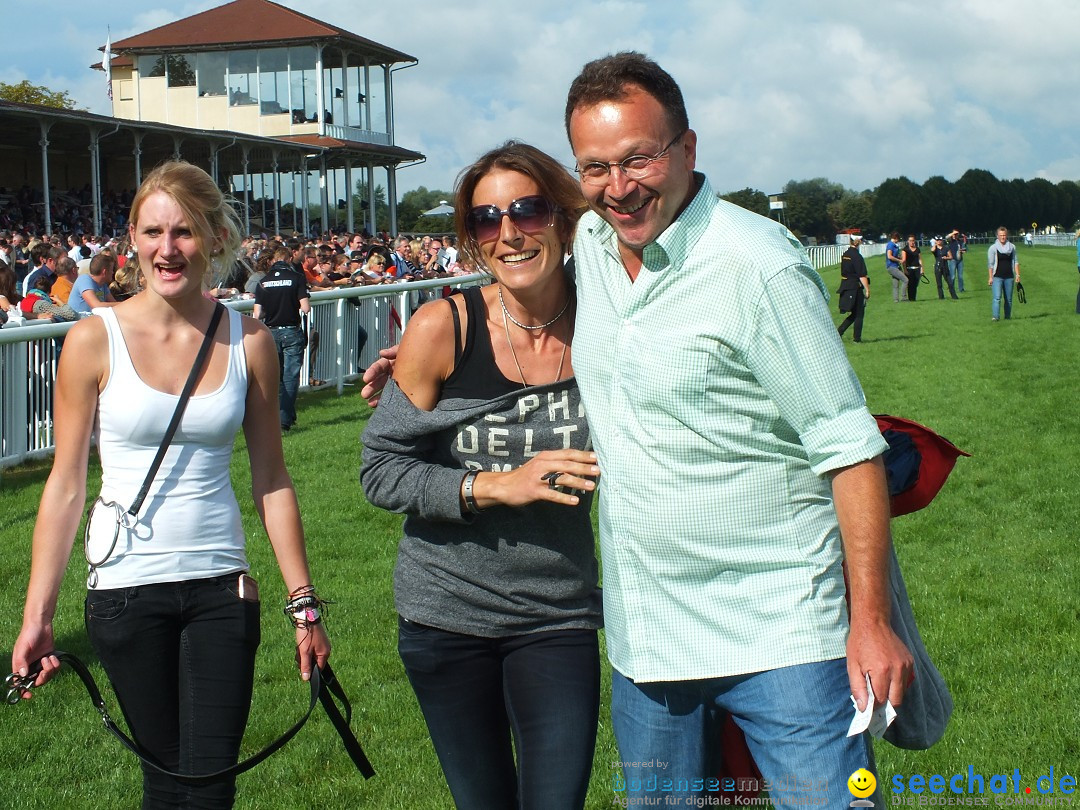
906, 267, 922, 300
85, 574, 261, 809
397, 617, 600, 809
837, 289, 866, 341
935, 262, 958, 299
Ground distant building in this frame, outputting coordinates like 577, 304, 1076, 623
99, 0, 422, 235
0, 0, 422, 237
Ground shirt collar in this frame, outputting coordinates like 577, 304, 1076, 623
584, 172, 714, 272
649, 172, 712, 271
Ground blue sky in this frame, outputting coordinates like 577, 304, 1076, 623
6, 0, 1078, 199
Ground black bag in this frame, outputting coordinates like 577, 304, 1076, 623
838, 287, 858, 314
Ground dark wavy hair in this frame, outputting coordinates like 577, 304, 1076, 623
564, 51, 689, 146
453, 141, 587, 272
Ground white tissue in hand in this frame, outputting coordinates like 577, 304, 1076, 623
846, 672, 897, 738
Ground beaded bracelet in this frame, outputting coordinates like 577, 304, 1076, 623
461, 470, 482, 514
284, 591, 327, 628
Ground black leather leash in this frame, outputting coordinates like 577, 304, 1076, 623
6, 650, 374, 783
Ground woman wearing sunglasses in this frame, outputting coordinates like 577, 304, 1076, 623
361, 141, 601, 809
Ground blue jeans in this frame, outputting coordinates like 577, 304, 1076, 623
992, 277, 1014, 319
85, 573, 261, 809
271, 326, 306, 427
954, 258, 965, 291
397, 618, 600, 809
610, 659, 880, 806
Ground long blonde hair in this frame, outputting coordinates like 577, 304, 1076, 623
128, 161, 243, 283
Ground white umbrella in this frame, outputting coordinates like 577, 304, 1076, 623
422, 201, 454, 216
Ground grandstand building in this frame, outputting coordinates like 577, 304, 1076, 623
0, 0, 423, 236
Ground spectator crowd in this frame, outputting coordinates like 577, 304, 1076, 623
0, 193, 472, 327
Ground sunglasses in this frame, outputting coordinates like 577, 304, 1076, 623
465, 195, 557, 243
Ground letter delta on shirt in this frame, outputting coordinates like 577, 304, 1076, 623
453, 388, 590, 473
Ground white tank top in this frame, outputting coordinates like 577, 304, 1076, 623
85, 307, 249, 589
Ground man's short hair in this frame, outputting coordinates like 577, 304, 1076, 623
89, 252, 116, 277
564, 51, 689, 144
29, 243, 48, 265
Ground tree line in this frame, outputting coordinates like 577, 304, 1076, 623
362, 170, 1080, 241
8, 80, 1078, 241
721, 170, 1080, 242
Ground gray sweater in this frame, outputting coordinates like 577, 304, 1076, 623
361, 378, 602, 636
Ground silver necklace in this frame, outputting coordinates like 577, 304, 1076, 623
498, 286, 571, 331
502, 304, 570, 387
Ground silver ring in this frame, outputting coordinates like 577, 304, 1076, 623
541, 471, 563, 490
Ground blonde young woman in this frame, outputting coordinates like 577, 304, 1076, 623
11, 161, 329, 809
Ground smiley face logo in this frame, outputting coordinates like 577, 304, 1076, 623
848, 768, 877, 798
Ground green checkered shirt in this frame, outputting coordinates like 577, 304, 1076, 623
572, 174, 888, 682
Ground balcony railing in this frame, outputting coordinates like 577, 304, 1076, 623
323, 124, 391, 146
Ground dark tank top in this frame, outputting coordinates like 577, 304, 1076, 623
441, 286, 526, 400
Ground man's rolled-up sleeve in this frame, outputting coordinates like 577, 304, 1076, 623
745, 263, 888, 476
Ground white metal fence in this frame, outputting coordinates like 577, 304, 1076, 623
805, 242, 887, 270
0, 275, 485, 471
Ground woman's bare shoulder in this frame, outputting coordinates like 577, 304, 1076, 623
394, 296, 463, 409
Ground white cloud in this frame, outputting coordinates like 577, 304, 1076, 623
5, 0, 1078, 199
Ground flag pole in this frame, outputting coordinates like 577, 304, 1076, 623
103, 27, 113, 103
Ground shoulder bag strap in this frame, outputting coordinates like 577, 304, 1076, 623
127, 303, 224, 519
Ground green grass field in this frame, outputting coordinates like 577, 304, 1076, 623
1, 246, 1077, 808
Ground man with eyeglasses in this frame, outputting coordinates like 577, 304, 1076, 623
565, 52, 910, 806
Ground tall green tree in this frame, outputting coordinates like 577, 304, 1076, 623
953, 169, 1001, 233
870, 176, 923, 236
1003, 178, 1029, 231
0, 79, 81, 109
719, 187, 769, 218
351, 180, 389, 232
397, 186, 454, 233
920, 176, 960, 234
1024, 178, 1060, 231
1056, 180, 1080, 231
830, 191, 874, 236
782, 178, 844, 241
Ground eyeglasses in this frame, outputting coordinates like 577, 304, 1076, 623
465, 195, 557, 243
575, 131, 686, 186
